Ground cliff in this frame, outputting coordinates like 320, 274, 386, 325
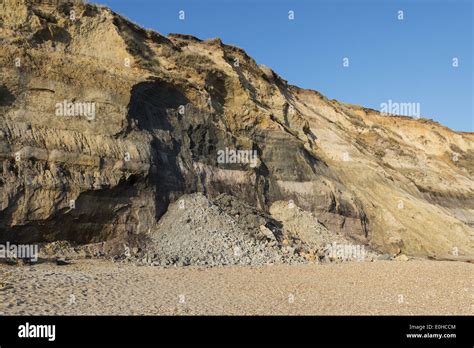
0, 0, 473, 259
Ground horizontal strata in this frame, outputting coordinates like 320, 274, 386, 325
0, 0, 472, 260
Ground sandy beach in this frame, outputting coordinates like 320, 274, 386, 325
1, 260, 472, 315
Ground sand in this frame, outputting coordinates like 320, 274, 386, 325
0, 260, 472, 315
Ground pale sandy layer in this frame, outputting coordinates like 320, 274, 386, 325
0, 260, 472, 315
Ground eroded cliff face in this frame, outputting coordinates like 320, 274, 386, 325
0, 0, 472, 258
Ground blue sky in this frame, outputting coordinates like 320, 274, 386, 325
94, 0, 473, 132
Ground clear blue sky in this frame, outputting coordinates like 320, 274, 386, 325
94, 0, 473, 132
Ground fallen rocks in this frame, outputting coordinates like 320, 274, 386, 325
394, 254, 409, 262
376, 254, 393, 261
143, 193, 305, 267
259, 225, 277, 241
55, 257, 71, 266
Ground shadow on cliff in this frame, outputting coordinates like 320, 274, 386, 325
126, 79, 190, 220
0, 80, 191, 247
0, 175, 149, 246
0, 84, 15, 106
